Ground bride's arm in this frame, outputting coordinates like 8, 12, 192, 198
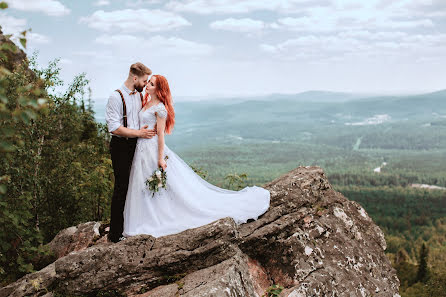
156, 113, 167, 169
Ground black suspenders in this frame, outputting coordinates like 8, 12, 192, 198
115, 89, 144, 128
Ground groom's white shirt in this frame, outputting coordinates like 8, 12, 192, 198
105, 84, 142, 138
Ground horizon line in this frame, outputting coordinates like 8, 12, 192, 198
91, 88, 446, 102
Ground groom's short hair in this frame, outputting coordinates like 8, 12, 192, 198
129, 62, 152, 77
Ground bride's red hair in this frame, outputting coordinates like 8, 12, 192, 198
143, 75, 175, 134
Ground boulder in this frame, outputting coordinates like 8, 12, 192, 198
47, 221, 103, 259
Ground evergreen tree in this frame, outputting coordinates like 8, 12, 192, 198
415, 243, 429, 283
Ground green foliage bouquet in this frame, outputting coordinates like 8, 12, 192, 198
145, 156, 168, 197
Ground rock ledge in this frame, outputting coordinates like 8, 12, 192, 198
0, 166, 400, 297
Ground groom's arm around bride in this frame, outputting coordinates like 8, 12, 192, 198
110, 124, 155, 139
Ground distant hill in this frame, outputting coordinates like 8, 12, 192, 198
339, 89, 446, 116
92, 89, 446, 125
175, 90, 366, 103
91, 87, 446, 186
266, 90, 365, 102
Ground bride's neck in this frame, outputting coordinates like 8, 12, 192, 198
150, 94, 160, 102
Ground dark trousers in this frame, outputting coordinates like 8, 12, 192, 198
108, 136, 137, 242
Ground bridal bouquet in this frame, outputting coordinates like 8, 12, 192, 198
145, 155, 169, 197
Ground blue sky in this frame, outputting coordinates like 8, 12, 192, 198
1, 0, 445, 104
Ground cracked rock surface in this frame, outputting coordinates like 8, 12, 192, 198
0, 166, 400, 297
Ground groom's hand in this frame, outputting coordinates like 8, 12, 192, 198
138, 125, 157, 139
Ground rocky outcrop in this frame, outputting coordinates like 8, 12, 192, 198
47, 221, 103, 259
0, 166, 400, 297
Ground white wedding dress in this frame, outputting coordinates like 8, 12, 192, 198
123, 102, 270, 238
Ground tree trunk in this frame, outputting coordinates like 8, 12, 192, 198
33, 134, 45, 231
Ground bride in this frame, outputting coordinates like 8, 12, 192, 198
123, 75, 270, 238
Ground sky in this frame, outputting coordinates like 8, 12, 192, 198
1, 0, 445, 104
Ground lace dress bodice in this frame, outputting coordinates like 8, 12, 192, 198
138, 102, 167, 130
136, 102, 168, 152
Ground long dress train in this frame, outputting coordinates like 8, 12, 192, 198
123, 102, 270, 238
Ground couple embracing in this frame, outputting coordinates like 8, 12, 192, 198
105, 62, 270, 243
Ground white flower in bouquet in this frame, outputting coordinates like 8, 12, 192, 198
144, 155, 169, 197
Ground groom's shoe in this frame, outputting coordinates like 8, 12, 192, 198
107, 234, 120, 243
118, 236, 127, 242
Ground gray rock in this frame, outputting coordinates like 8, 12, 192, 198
47, 221, 102, 259
0, 166, 400, 297
131, 251, 268, 297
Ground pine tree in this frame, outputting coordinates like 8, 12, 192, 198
416, 242, 429, 283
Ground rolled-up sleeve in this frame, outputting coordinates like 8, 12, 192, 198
105, 92, 122, 133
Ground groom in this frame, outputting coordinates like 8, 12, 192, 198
105, 62, 156, 243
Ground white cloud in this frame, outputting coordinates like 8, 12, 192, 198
210, 18, 265, 33
275, 12, 434, 32
166, 0, 321, 14
79, 9, 191, 32
147, 35, 213, 56
95, 34, 213, 56
169, 0, 436, 37
93, 0, 111, 6
73, 50, 116, 64
186, 0, 428, 34
0, 13, 50, 45
0, 13, 27, 34
126, 0, 163, 5
259, 44, 277, 54
403, 0, 446, 17
28, 32, 51, 44
275, 16, 334, 32
378, 18, 434, 29
74, 50, 113, 58
260, 32, 446, 63
338, 30, 408, 40
95, 34, 139, 44
9, 0, 70, 16
60, 58, 73, 65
